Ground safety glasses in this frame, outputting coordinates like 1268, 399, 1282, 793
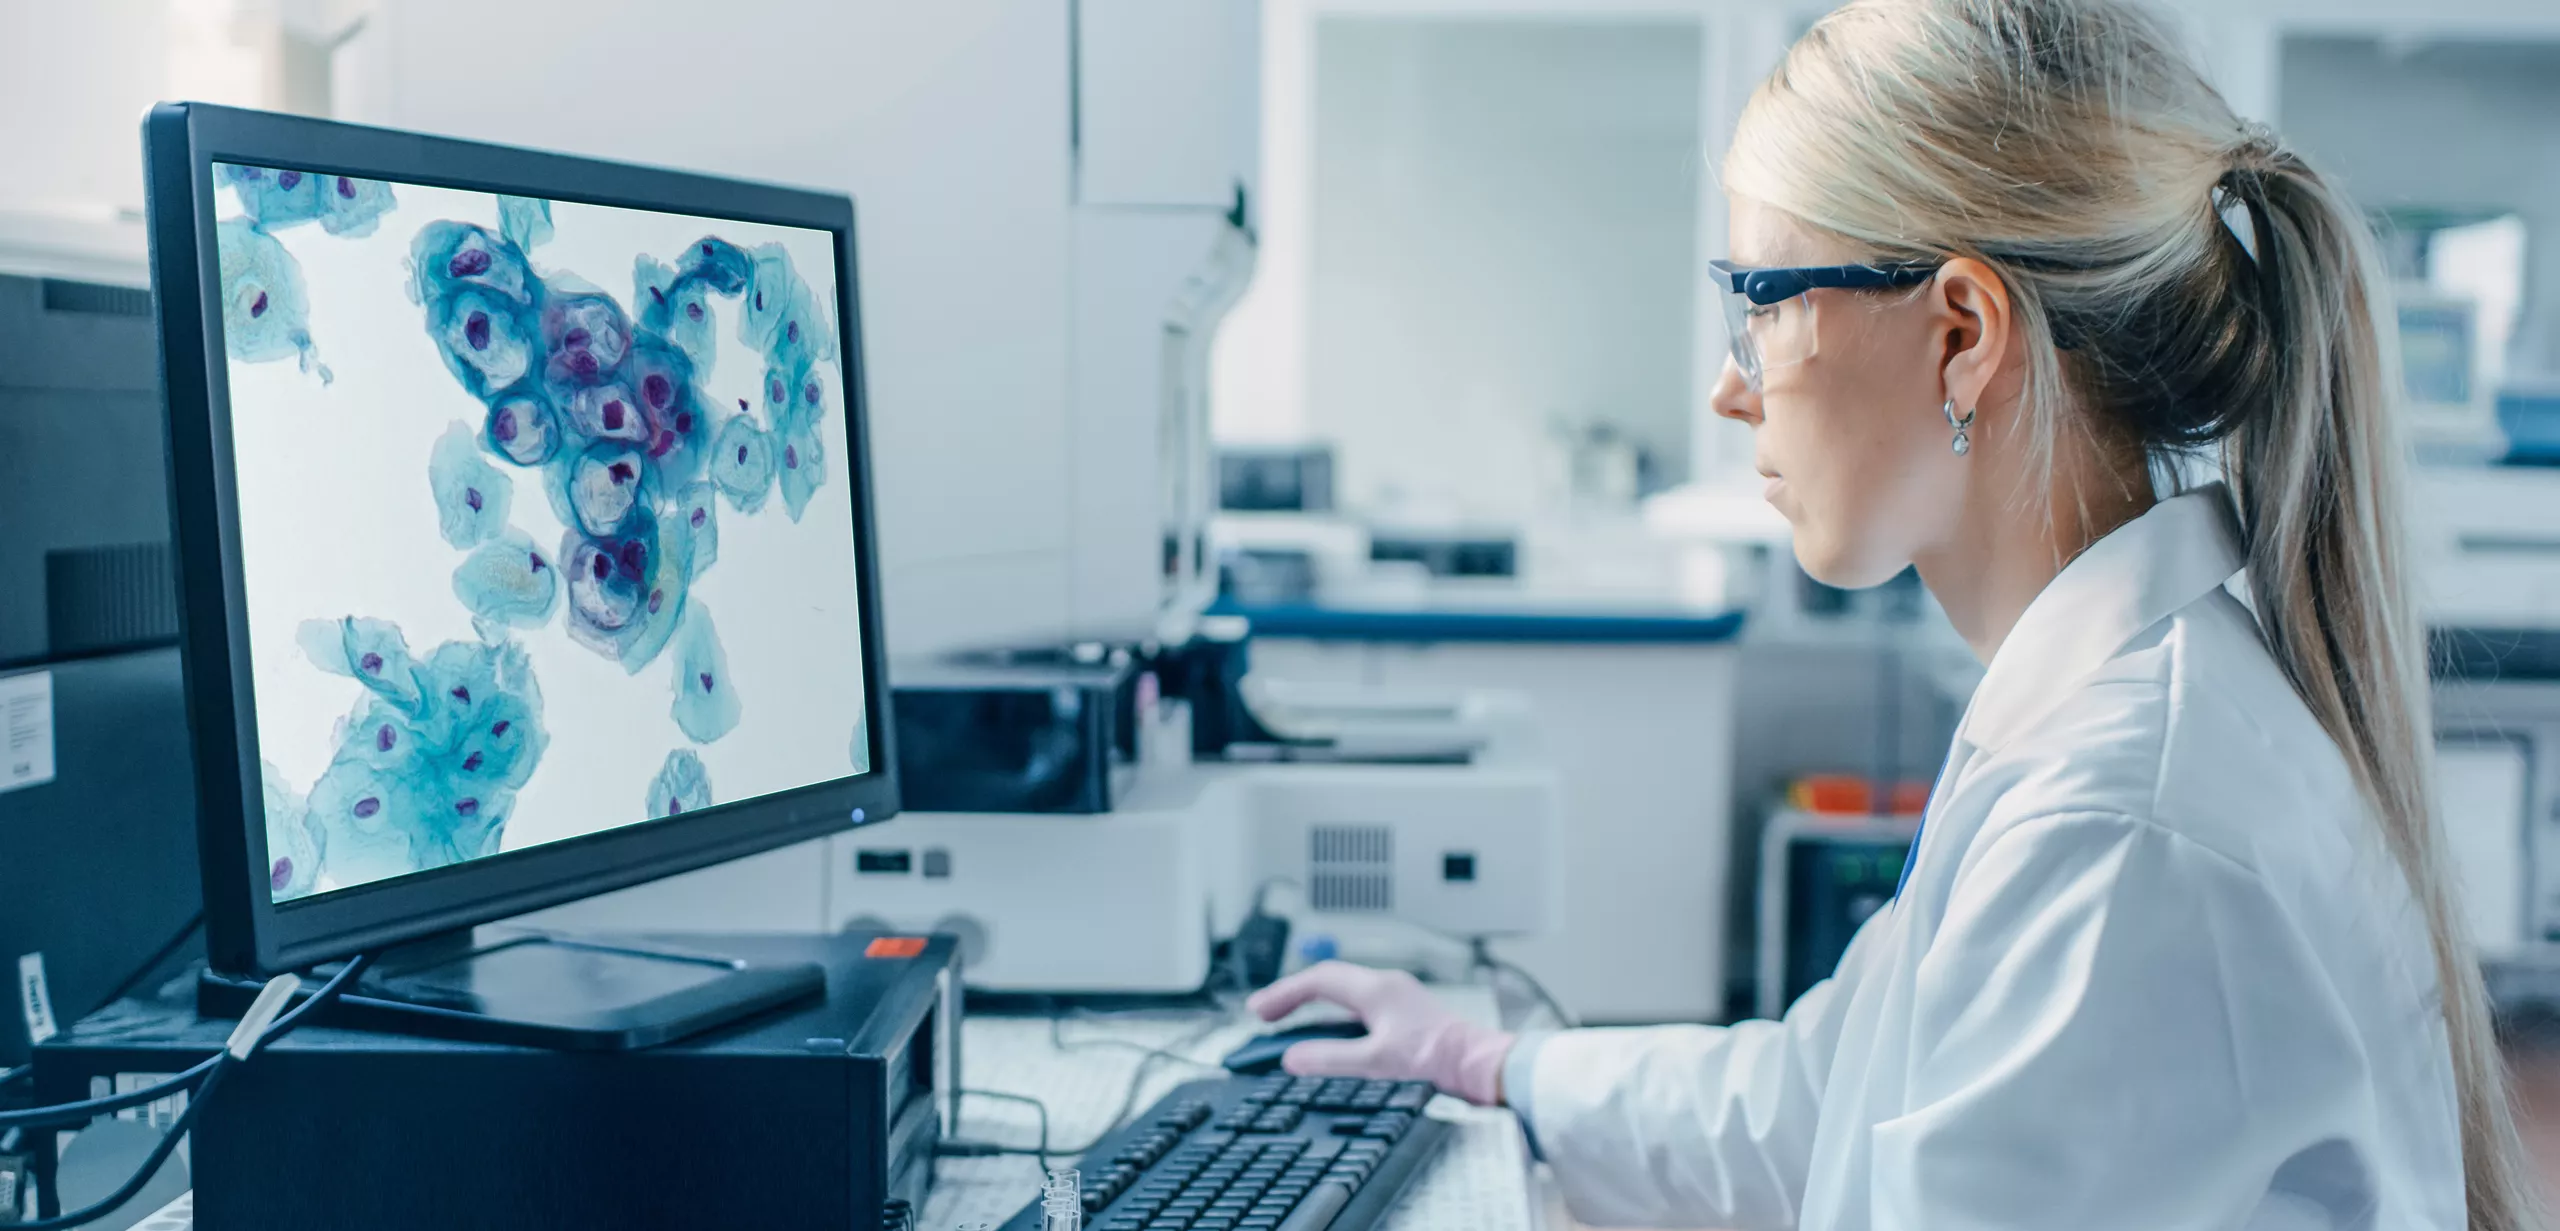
1709, 259, 1942, 390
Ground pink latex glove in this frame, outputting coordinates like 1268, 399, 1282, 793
1244, 961, 1516, 1107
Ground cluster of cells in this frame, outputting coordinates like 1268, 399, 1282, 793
408, 197, 837, 745
214, 164, 398, 383
265, 616, 549, 900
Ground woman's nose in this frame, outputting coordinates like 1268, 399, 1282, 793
1709, 356, 1761, 426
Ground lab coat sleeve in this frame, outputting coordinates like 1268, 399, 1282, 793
1873, 810, 2377, 1230
1522, 903, 1890, 1229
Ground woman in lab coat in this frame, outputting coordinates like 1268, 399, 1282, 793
1246, 0, 2542, 1226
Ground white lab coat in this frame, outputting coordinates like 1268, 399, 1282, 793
1521, 486, 2466, 1230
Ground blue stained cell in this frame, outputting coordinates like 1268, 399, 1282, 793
562, 516, 679, 663
430, 422, 512, 548
671, 602, 740, 742
430, 288, 536, 398
410, 221, 535, 307
263, 760, 324, 902
710, 415, 776, 513
223, 165, 323, 229
486, 392, 561, 467
565, 382, 651, 446
216, 218, 327, 381
679, 237, 753, 295
498, 195, 554, 250
739, 244, 811, 356
777, 427, 824, 522
646, 749, 714, 819
568, 443, 650, 537
295, 627, 546, 888
298, 616, 423, 711
614, 509, 696, 673
453, 529, 560, 630
676, 482, 718, 578
540, 288, 634, 394
317, 174, 397, 237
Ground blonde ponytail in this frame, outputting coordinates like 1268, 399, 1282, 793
1725, 3, 2540, 1226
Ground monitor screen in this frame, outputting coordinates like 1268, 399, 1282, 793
209, 163, 872, 906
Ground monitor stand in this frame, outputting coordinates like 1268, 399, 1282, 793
197, 928, 825, 1050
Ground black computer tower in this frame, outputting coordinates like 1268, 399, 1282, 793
32, 932, 960, 1231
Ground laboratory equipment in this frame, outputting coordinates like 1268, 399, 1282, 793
992, 1075, 1449, 1231
894, 652, 1158, 814
2397, 287, 2506, 459
1040, 1168, 1082, 1231
1218, 446, 1335, 514
31, 932, 960, 1231
1220, 1019, 1367, 1076
1755, 810, 1918, 1019
143, 103, 897, 1046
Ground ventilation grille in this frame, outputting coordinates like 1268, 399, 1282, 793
47, 541, 178, 656
43, 278, 152, 318
1308, 823, 1393, 913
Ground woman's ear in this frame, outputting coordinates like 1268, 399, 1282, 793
1932, 257, 2013, 417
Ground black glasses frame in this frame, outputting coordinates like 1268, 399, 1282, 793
1708, 258, 1942, 305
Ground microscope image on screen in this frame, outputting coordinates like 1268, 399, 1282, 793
213, 164, 873, 905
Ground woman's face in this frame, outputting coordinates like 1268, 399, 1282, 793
1710, 197, 1976, 589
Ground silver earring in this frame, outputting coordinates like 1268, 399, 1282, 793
1944, 399, 1976, 455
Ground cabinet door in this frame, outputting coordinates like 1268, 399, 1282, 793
1078, 0, 1259, 209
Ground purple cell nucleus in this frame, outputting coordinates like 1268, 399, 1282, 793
337, 176, 356, 199
769, 377, 783, 403
643, 374, 672, 408
617, 540, 648, 575
463, 751, 484, 771
250, 291, 269, 318
670, 800, 685, 815
602, 400, 626, 431
805, 381, 819, 405
377, 724, 397, 752
787, 321, 800, 343
360, 652, 384, 674
452, 685, 471, 703
465, 487, 484, 513
675, 411, 694, 434
785, 445, 799, 470
455, 798, 479, 817
647, 589, 664, 613
492, 408, 518, 442
737, 398, 749, 411
353, 796, 381, 819
754, 291, 765, 310
649, 286, 666, 304
703, 242, 716, 257
529, 552, 546, 572
449, 248, 493, 277
569, 350, 600, 379
686, 302, 704, 322
592, 554, 611, 580
278, 170, 302, 189
736, 444, 749, 464
699, 672, 714, 693
690, 506, 707, 528
465, 311, 491, 351
492, 720, 511, 736
565, 326, 592, 349
609, 460, 636, 484
649, 432, 676, 459
271, 857, 293, 891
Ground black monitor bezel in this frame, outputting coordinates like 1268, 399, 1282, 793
143, 102, 900, 977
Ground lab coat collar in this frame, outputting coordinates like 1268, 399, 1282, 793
1954, 483, 2246, 754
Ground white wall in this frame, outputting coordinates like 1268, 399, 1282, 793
1306, 17, 1704, 524
0, 0, 170, 223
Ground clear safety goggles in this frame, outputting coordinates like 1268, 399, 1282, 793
1709, 259, 1941, 391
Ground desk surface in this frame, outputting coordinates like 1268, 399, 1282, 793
131, 988, 1550, 1231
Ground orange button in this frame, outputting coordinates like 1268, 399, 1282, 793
864, 936, 928, 959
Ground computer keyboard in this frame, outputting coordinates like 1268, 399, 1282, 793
998, 1073, 1451, 1231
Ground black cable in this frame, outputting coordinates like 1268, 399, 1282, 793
942, 1088, 1053, 1174
1474, 944, 1578, 1030
96, 912, 205, 1007
1048, 1010, 1233, 1160
1049, 1011, 1226, 1073
18, 954, 373, 1230
1, 954, 375, 1130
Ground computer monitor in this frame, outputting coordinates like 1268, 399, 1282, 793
142, 103, 897, 1046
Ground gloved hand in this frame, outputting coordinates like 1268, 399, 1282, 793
1244, 961, 1517, 1107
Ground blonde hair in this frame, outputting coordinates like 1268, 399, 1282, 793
1725, 2, 2538, 1226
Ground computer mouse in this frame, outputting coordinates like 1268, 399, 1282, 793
1221, 1019, 1369, 1075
